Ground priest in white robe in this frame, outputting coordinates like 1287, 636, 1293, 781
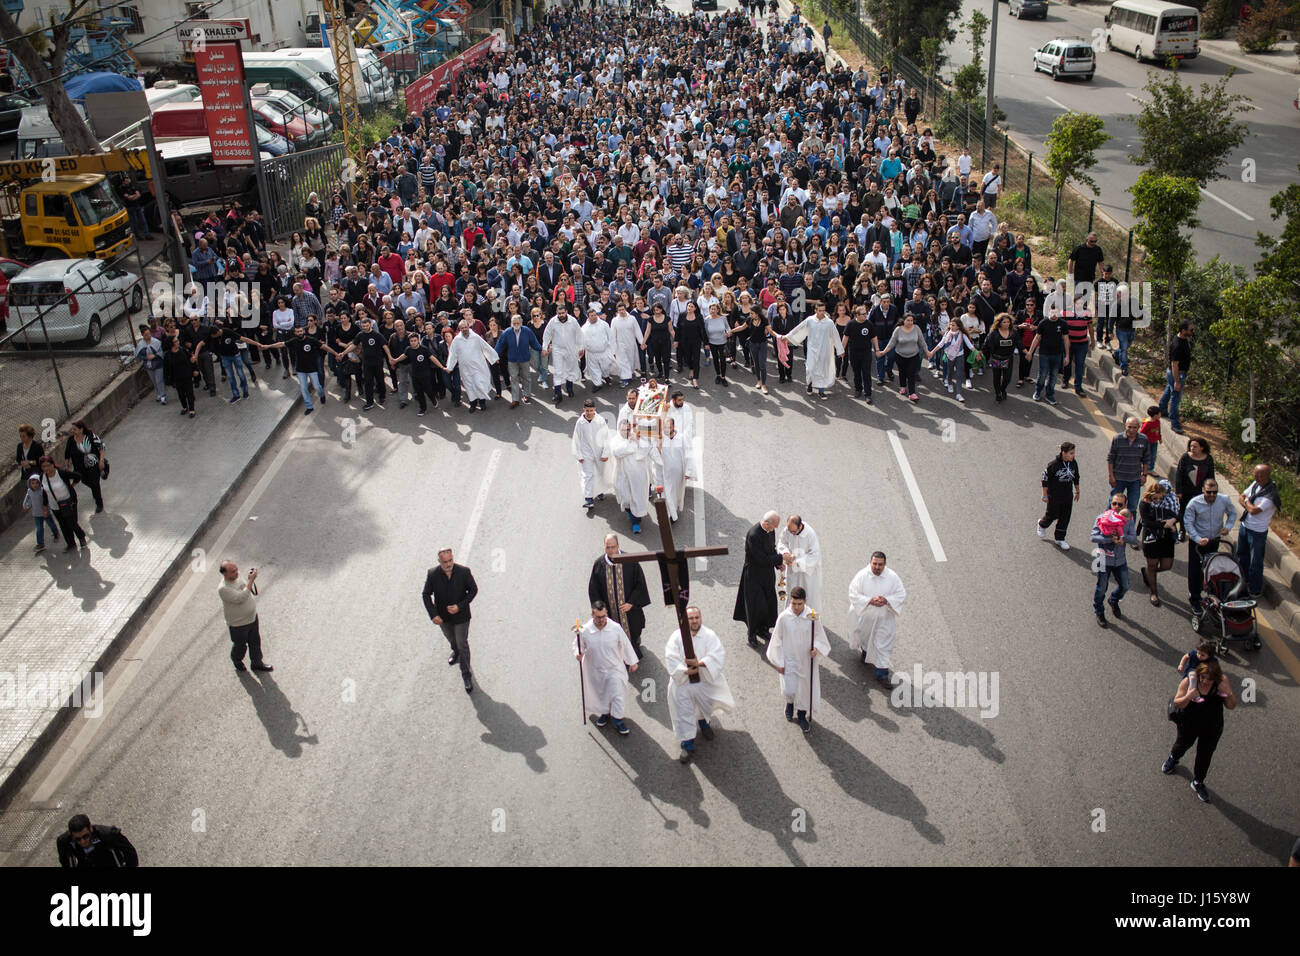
571, 400, 611, 508
766, 587, 830, 732
616, 387, 639, 433
848, 551, 907, 685
445, 321, 500, 410
610, 306, 642, 385
574, 603, 639, 734
612, 420, 658, 535
668, 391, 696, 445
542, 305, 584, 404
781, 300, 843, 396
777, 515, 822, 614
666, 606, 736, 763
659, 417, 694, 523
582, 310, 616, 389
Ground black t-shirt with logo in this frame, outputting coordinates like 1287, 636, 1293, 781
1035, 317, 1067, 355
286, 334, 323, 369
404, 344, 437, 377
209, 324, 241, 357
359, 330, 387, 364
843, 318, 879, 355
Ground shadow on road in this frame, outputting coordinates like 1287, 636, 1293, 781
588, 725, 709, 829
471, 684, 548, 773
239, 671, 318, 757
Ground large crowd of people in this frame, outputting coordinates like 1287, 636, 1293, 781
136, 0, 1136, 423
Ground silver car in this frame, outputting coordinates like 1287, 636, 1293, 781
1010, 0, 1049, 19
1032, 37, 1097, 81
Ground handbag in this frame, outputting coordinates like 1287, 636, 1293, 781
1166, 696, 1185, 724
101, 459, 110, 481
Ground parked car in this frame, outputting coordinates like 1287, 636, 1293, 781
6, 258, 143, 347
693, 0, 718, 9
249, 98, 326, 148
1033, 37, 1097, 80
1010, 0, 1050, 19
249, 84, 333, 137
0, 92, 34, 140
0, 257, 29, 332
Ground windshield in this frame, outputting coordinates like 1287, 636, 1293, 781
71, 180, 123, 227
255, 103, 288, 125
1161, 14, 1197, 33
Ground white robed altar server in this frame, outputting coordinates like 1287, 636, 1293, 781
573, 606, 639, 729
612, 420, 659, 532
782, 304, 843, 391
766, 590, 830, 725
445, 322, 500, 403
848, 551, 907, 683
571, 401, 612, 505
659, 418, 694, 522
666, 607, 737, 762
542, 308, 584, 391
610, 308, 642, 383
667, 393, 695, 445
777, 515, 822, 613
582, 311, 616, 387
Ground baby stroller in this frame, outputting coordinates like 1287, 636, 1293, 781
1192, 546, 1261, 652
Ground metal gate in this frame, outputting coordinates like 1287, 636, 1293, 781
261, 143, 346, 240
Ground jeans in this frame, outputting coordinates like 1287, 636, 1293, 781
439, 620, 472, 678
220, 354, 248, 397
1159, 370, 1186, 429
1094, 564, 1130, 614
1068, 341, 1088, 391
508, 360, 532, 401
750, 339, 769, 385
1113, 328, 1134, 372
297, 370, 323, 409
1034, 352, 1063, 400
848, 352, 873, 395
875, 347, 895, 381
127, 205, 151, 238
1111, 478, 1143, 514
1187, 538, 1219, 607
1235, 527, 1268, 596
942, 353, 963, 397
145, 364, 166, 401
531, 347, 549, 387
34, 513, 60, 546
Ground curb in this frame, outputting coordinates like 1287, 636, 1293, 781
1084, 349, 1300, 636
0, 389, 302, 809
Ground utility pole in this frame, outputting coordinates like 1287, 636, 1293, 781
986, 0, 999, 135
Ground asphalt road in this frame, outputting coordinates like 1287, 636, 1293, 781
5, 353, 1297, 865
947, 0, 1297, 266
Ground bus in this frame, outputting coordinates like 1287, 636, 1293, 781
1105, 1, 1200, 63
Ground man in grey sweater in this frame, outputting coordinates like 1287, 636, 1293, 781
1183, 479, 1237, 613
218, 561, 273, 672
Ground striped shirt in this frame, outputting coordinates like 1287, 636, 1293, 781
1062, 313, 1092, 345
666, 243, 694, 272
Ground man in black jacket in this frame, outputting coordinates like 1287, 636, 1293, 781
733, 511, 784, 647
422, 548, 479, 692
57, 814, 137, 868
588, 533, 652, 659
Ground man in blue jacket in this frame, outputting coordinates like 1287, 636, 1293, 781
1090, 492, 1141, 629
495, 312, 542, 407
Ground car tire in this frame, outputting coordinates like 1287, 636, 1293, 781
130, 286, 143, 313
1085, 72, 1095, 81
1135, 45, 1144, 63
85, 314, 103, 347
1051, 66, 1060, 80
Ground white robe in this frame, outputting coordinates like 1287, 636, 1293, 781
571, 413, 612, 499
445, 331, 500, 402
766, 606, 831, 713
611, 313, 642, 380
666, 401, 695, 446
665, 624, 736, 742
659, 431, 695, 522
616, 402, 637, 433
582, 319, 616, 385
612, 433, 658, 518
543, 316, 584, 385
784, 315, 844, 389
777, 522, 823, 615
573, 618, 638, 718
848, 565, 907, 671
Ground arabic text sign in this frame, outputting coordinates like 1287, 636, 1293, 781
194, 41, 255, 167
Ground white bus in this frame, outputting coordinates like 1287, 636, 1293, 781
1105, 1, 1200, 63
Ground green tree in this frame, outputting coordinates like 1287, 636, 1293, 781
1044, 112, 1110, 238
966, 9, 990, 68
1129, 70, 1251, 187
1235, 0, 1296, 53
863, 0, 962, 61
1214, 275, 1298, 427
0, 1, 102, 155
1130, 171, 1200, 354
953, 63, 984, 104
1199, 0, 1238, 39
1256, 163, 1300, 305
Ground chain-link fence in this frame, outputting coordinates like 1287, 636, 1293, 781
0, 245, 166, 480
261, 144, 347, 241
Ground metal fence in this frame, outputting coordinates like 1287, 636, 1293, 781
0, 244, 168, 485
261, 144, 347, 241
809, 0, 1143, 280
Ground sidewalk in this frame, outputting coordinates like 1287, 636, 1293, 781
0, 377, 299, 804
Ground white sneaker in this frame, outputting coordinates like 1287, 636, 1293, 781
956, 394, 965, 403
945, 382, 953, 392
1036, 523, 1046, 539
965, 379, 973, 389
1058, 540, 1070, 551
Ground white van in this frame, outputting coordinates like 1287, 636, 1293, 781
262, 48, 375, 108
1105, 0, 1199, 63
7, 258, 143, 346
356, 49, 396, 104
145, 81, 201, 111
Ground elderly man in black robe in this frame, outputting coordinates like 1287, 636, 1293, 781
733, 510, 783, 647
588, 533, 652, 659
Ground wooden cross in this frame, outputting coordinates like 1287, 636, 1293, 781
610, 496, 727, 683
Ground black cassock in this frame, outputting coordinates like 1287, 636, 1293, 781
588, 554, 652, 653
732, 522, 782, 637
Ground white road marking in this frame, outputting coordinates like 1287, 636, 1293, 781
1126, 93, 1144, 103
887, 430, 947, 563
458, 448, 502, 560
1199, 186, 1256, 221
691, 425, 707, 571
32, 415, 313, 803
1044, 96, 1071, 112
